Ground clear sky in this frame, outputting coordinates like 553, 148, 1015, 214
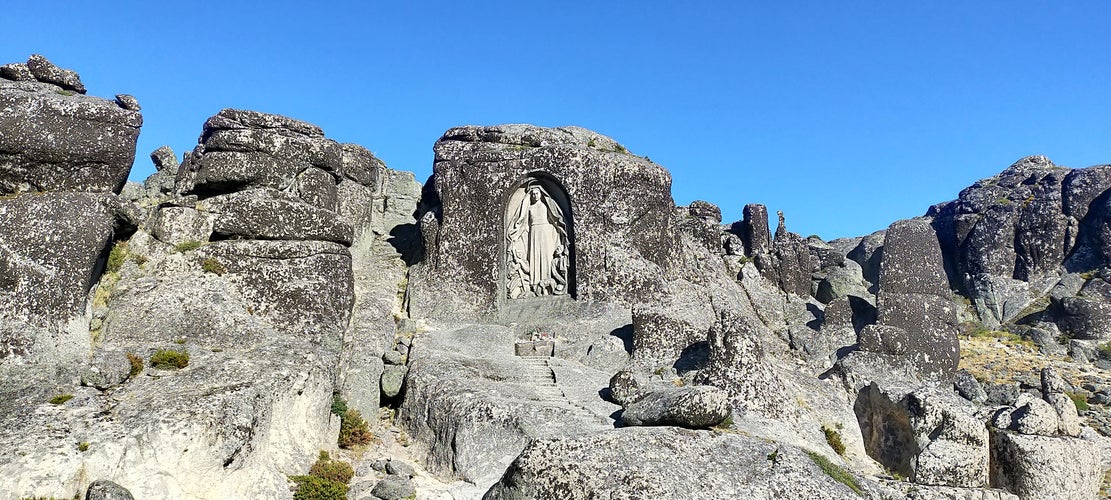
2, 1, 1107, 239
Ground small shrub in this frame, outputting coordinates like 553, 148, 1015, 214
330, 395, 348, 418
338, 409, 373, 448
201, 258, 226, 275
289, 474, 348, 500
107, 242, 129, 273
174, 240, 204, 252
55, 89, 75, 96
150, 349, 189, 369
822, 425, 846, 456
614, 144, 628, 154
308, 451, 354, 484
806, 450, 863, 495
126, 352, 143, 377
1068, 391, 1090, 412
1099, 342, 1111, 359
49, 394, 73, 405
78, 442, 90, 452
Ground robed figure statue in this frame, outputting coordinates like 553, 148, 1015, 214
506, 182, 569, 299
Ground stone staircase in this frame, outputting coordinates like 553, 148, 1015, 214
519, 356, 603, 422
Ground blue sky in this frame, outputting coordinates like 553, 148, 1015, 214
2, 1, 1108, 239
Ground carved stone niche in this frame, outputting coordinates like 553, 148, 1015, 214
502, 176, 575, 300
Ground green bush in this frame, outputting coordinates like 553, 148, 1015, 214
48, 394, 73, 405
78, 442, 90, 452
107, 242, 129, 273
1099, 342, 1111, 359
822, 425, 846, 456
289, 474, 348, 500
174, 240, 204, 252
308, 451, 354, 484
126, 352, 144, 377
806, 450, 862, 495
289, 450, 353, 500
338, 409, 373, 448
151, 349, 190, 369
1068, 392, 1090, 412
201, 258, 226, 275
330, 395, 348, 418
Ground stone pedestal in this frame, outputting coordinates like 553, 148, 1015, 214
515, 340, 554, 357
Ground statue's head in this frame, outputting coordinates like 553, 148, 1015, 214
528, 185, 542, 202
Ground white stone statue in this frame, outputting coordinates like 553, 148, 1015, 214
506, 182, 569, 298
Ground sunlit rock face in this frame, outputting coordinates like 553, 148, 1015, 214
409, 124, 679, 319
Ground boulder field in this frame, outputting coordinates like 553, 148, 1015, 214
2, 55, 1110, 500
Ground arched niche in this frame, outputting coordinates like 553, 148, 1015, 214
502, 174, 575, 301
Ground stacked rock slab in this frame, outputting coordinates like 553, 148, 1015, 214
0, 55, 142, 365
989, 379, 1101, 499
0, 54, 140, 194
127, 109, 363, 343
861, 217, 960, 379
408, 124, 679, 319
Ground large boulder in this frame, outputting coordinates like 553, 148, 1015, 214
620, 385, 731, 428
903, 388, 989, 488
0, 193, 124, 364
408, 124, 679, 318
185, 109, 341, 195
0, 193, 118, 324
853, 383, 991, 488
0, 56, 141, 194
867, 218, 960, 379
483, 427, 880, 499
695, 309, 792, 419
198, 188, 354, 244
989, 431, 1101, 499
194, 240, 353, 339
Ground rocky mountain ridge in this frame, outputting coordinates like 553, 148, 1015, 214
1, 55, 1110, 500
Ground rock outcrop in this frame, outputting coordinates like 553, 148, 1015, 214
863, 218, 961, 379
484, 427, 881, 500
2, 54, 1110, 500
0, 55, 141, 194
408, 124, 679, 318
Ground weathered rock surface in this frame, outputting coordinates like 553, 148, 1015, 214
928, 156, 1111, 330
484, 427, 881, 500
867, 218, 960, 379
409, 124, 678, 318
989, 431, 1101, 499
0, 57, 141, 194
398, 324, 619, 489
620, 385, 731, 428
85, 480, 134, 500
904, 388, 989, 488
199, 188, 354, 244
186, 109, 340, 194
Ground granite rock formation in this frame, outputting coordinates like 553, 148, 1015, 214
2, 55, 1110, 500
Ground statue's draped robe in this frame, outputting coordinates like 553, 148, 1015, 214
527, 201, 558, 286
507, 187, 568, 297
